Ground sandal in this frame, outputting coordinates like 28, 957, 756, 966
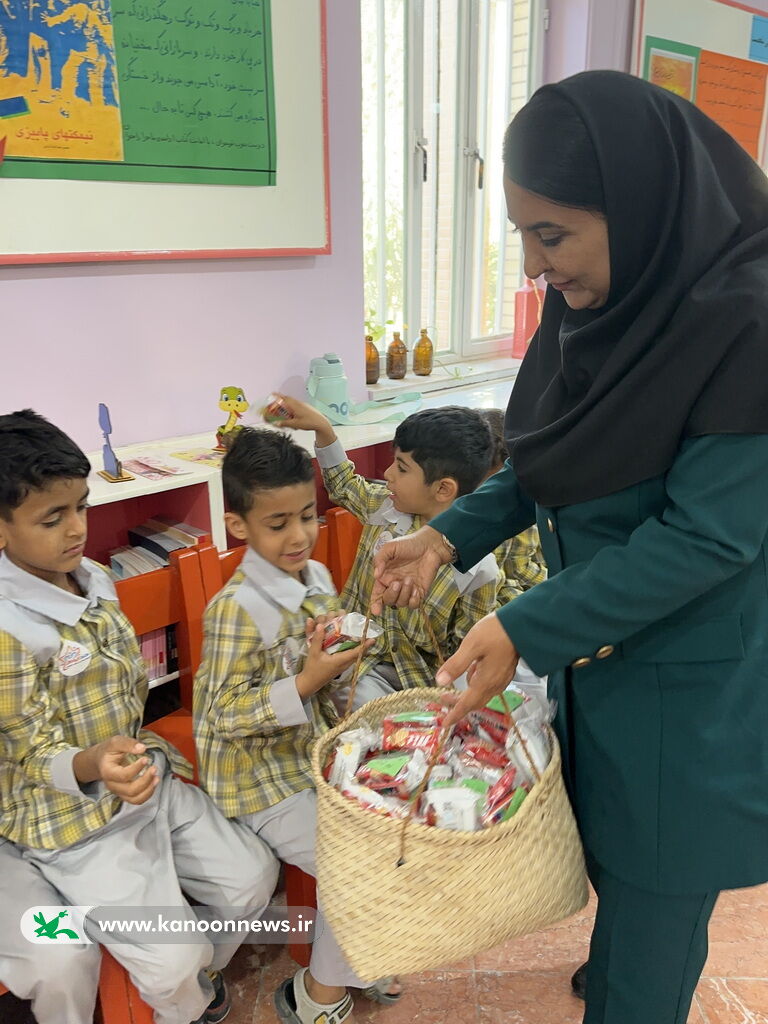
274, 967, 354, 1024
360, 976, 403, 1006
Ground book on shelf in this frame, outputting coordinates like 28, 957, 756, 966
139, 627, 168, 682
143, 517, 208, 546
110, 517, 207, 578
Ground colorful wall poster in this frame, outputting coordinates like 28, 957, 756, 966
750, 15, 768, 62
697, 49, 768, 158
0, 0, 123, 161
644, 36, 699, 100
0, 0, 276, 185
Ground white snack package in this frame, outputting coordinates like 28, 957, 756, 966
424, 787, 482, 831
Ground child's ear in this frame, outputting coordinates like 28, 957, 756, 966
224, 511, 248, 541
433, 476, 459, 506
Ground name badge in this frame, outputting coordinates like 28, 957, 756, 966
282, 637, 302, 676
56, 640, 92, 677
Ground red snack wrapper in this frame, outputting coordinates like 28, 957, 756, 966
459, 738, 509, 771
263, 395, 292, 423
355, 752, 411, 792
382, 711, 444, 755
472, 708, 510, 747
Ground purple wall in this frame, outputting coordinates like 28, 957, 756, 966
0, 0, 365, 452
544, 0, 635, 83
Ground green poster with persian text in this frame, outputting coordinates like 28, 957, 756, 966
0, 0, 276, 185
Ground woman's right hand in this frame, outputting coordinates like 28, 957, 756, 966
371, 525, 453, 612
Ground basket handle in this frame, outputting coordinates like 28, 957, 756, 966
341, 602, 445, 720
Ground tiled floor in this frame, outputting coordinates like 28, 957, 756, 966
221, 882, 768, 1023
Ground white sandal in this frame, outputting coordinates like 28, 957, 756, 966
274, 967, 354, 1024
360, 976, 403, 1005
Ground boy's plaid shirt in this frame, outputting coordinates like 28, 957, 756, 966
495, 527, 547, 605
317, 441, 504, 689
0, 557, 190, 851
194, 549, 341, 818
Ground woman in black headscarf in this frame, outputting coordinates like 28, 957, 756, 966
371, 70, 768, 1024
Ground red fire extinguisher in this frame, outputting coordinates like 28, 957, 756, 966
512, 278, 545, 358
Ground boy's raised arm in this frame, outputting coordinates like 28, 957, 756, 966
270, 393, 387, 523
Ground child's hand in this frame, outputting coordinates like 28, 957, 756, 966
296, 619, 374, 698
95, 736, 160, 805
266, 394, 337, 446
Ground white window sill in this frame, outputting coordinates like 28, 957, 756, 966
367, 355, 522, 400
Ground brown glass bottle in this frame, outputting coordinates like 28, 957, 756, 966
386, 331, 407, 380
413, 328, 434, 375
365, 335, 380, 385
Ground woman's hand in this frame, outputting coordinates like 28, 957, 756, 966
371, 526, 452, 612
435, 613, 520, 727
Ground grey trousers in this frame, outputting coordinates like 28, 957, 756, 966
240, 789, 372, 988
0, 838, 101, 1024
21, 758, 279, 1024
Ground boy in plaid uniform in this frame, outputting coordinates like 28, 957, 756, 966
0, 410, 278, 1024
193, 428, 401, 1024
477, 408, 546, 604
276, 398, 504, 707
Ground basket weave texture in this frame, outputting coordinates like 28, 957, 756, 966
312, 688, 589, 980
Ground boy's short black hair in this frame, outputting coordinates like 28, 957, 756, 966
223, 428, 315, 515
477, 408, 509, 468
393, 406, 492, 496
0, 410, 91, 519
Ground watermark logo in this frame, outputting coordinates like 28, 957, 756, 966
21, 905, 319, 945
21, 907, 93, 944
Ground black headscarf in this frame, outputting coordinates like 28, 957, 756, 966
504, 70, 768, 507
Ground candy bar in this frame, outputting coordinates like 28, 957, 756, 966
262, 394, 292, 423
321, 613, 383, 654
382, 711, 444, 754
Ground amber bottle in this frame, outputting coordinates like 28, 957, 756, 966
386, 331, 407, 380
413, 328, 434, 375
365, 335, 380, 385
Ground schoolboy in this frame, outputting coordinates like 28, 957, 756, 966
276, 398, 504, 707
0, 410, 279, 1024
477, 407, 546, 604
194, 428, 399, 1024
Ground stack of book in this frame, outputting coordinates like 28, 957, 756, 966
109, 516, 208, 579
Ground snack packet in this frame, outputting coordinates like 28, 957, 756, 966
262, 394, 292, 423
424, 787, 483, 831
382, 711, 444, 755
322, 613, 383, 654
342, 782, 411, 820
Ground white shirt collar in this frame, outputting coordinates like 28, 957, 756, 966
367, 497, 416, 535
240, 547, 330, 613
0, 553, 116, 626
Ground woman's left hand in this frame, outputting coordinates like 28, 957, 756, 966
436, 613, 520, 727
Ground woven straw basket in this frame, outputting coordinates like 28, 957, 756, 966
312, 687, 589, 981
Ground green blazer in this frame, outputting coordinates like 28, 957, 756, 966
432, 434, 768, 895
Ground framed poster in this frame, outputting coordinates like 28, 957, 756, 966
634, 0, 768, 167
0, 0, 330, 263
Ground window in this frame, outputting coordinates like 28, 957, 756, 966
361, 0, 536, 359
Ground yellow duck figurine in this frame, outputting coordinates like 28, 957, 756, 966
215, 386, 249, 451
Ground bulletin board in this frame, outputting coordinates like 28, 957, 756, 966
0, 0, 330, 264
633, 0, 768, 169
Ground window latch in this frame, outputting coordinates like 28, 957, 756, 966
415, 138, 428, 183
464, 147, 485, 189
